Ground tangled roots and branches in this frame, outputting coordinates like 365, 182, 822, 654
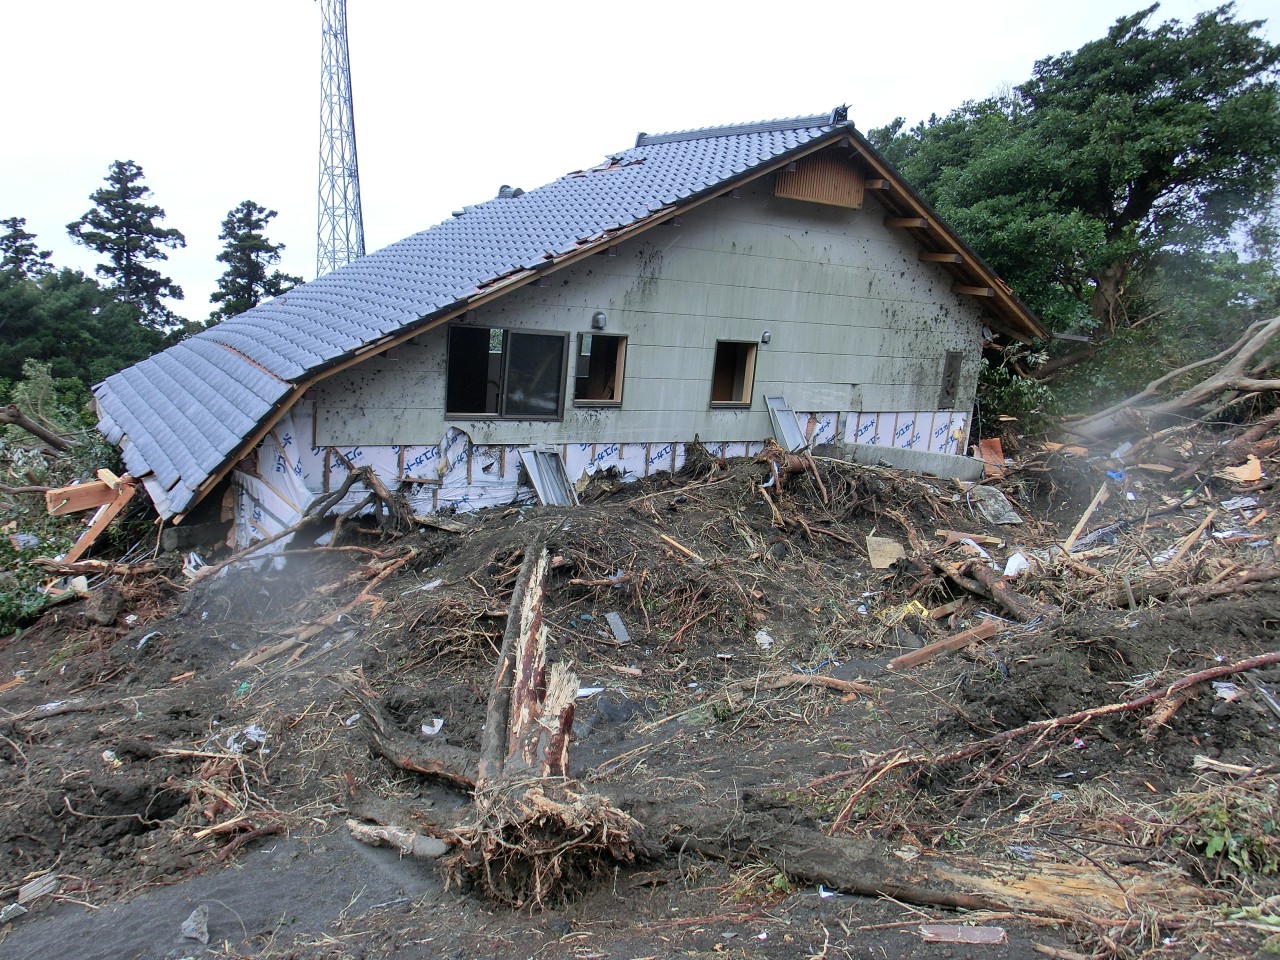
444, 778, 637, 909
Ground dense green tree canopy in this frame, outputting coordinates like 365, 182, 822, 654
0, 268, 164, 388
870, 3, 1280, 336
0, 217, 52, 279
66, 160, 187, 328
209, 201, 301, 323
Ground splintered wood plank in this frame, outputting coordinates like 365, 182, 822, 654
60, 478, 138, 563
45, 480, 115, 516
888, 619, 1004, 670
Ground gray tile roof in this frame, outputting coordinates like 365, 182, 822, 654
94, 110, 846, 518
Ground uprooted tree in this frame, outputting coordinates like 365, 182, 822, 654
350, 543, 638, 908
1069, 314, 1280, 441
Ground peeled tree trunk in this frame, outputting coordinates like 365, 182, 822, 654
1067, 315, 1280, 442
1089, 260, 1131, 333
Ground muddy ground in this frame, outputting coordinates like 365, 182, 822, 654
1, 447, 1277, 959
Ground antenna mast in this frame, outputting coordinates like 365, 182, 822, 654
316, 0, 365, 277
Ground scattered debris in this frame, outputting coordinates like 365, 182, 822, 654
866, 535, 905, 569
920, 924, 1007, 944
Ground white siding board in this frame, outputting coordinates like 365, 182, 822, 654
316, 179, 986, 448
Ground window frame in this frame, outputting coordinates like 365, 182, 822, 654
709, 339, 758, 408
572, 333, 627, 407
444, 324, 569, 421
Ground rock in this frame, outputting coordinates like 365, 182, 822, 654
180, 904, 209, 944
85, 587, 124, 626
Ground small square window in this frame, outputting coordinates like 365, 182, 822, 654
574, 334, 626, 405
710, 341, 756, 406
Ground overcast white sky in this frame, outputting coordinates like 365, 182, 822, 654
2, 0, 1274, 324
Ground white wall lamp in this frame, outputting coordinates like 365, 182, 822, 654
760, 330, 771, 344
591, 311, 607, 330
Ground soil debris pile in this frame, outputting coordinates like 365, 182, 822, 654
0, 422, 1277, 958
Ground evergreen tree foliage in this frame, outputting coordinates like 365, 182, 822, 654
0, 268, 164, 390
209, 201, 301, 323
0, 217, 52, 278
66, 160, 187, 328
870, 3, 1280, 337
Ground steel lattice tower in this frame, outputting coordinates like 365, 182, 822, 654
316, 0, 365, 277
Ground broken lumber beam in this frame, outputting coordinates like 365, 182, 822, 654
1062, 482, 1109, 553
888, 619, 1004, 670
45, 479, 115, 516
59, 475, 139, 564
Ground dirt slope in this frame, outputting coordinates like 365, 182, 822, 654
1, 449, 1277, 959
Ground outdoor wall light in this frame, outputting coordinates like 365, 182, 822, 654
761, 330, 771, 344
591, 311, 607, 330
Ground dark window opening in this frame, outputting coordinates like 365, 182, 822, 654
446, 326, 567, 419
938, 350, 963, 410
710, 341, 756, 406
574, 334, 626, 405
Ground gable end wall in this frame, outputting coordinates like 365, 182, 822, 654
313, 178, 987, 448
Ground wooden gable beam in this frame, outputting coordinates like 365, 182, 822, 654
885, 216, 929, 229
838, 134, 1043, 343
953, 284, 996, 297
920, 251, 965, 264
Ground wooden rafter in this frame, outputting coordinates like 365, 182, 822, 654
885, 216, 929, 229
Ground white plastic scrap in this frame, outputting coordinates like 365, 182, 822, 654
1003, 553, 1031, 578
576, 686, 605, 698
754, 630, 774, 651
226, 723, 269, 753
1213, 681, 1242, 702
182, 551, 207, 578
420, 718, 444, 736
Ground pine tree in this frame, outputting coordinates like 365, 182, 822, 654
67, 160, 186, 327
209, 201, 301, 323
0, 217, 53, 278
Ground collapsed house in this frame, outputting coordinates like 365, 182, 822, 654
93, 107, 1044, 544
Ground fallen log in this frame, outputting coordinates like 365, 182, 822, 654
930, 558, 1049, 623
643, 804, 1199, 925
0, 404, 72, 451
355, 541, 638, 908
814, 650, 1280, 804
345, 680, 478, 788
